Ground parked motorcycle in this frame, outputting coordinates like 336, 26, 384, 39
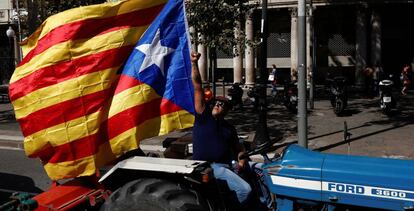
283, 81, 298, 113
227, 83, 244, 110
247, 85, 260, 110
379, 74, 396, 114
327, 76, 348, 115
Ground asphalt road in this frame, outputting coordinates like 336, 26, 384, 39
0, 148, 50, 204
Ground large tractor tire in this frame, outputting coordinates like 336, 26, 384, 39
101, 178, 209, 211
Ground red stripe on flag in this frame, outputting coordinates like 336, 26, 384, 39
114, 75, 143, 95
18, 89, 113, 137
19, 4, 165, 67
32, 132, 104, 164
32, 98, 184, 164
9, 46, 133, 101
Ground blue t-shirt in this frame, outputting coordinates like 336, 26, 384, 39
192, 107, 238, 164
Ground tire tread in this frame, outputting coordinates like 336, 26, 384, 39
101, 178, 207, 211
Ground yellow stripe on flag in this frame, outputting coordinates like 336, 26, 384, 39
23, 82, 163, 156
12, 26, 146, 83
13, 68, 119, 119
109, 84, 160, 118
109, 110, 194, 156
23, 111, 103, 157
21, 0, 167, 57
43, 142, 116, 181
10, 0, 195, 182
158, 110, 195, 135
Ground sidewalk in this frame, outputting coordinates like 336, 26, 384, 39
1, 88, 414, 160
225, 86, 414, 159
0, 102, 23, 150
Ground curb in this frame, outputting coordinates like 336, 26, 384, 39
0, 139, 24, 150
0, 133, 24, 150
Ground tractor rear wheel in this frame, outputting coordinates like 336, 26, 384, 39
100, 178, 208, 211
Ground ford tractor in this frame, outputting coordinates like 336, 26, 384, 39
3, 141, 413, 211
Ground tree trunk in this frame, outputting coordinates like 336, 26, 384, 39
26, 0, 38, 34
253, 0, 270, 146
39, 0, 45, 21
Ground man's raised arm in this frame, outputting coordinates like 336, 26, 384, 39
191, 52, 204, 114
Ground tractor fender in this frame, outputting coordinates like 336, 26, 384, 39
99, 156, 206, 183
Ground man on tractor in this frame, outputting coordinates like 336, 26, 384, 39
190, 52, 252, 206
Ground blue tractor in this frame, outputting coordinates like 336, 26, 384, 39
258, 144, 414, 210
95, 140, 414, 211
4, 140, 414, 211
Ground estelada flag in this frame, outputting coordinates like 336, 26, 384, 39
9, 0, 195, 180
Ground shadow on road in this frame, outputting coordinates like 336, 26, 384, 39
227, 89, 414, 153
228, 105, 297, 143
315, 121, 413, 152
309, 122, 372, 141
314, 93, 414, 152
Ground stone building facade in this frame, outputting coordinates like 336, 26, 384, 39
208, 0, 414, 86
1, 1, 413, 87
0, 0, 16, 84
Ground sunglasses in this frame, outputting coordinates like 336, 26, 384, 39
214, 101, 225, 107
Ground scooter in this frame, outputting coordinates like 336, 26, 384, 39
327, 76, 348, 115
247, 85, 259, 110
379, 75, 395, 114
283, 81, 298, 113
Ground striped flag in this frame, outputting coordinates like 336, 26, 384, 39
9, 0, 194, 181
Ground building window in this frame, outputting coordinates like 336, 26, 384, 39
268, 33, 291, 58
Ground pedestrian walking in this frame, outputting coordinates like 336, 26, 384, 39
401, 64, 412, 96
269, 64, 278, 97
363, 66, 375, 98
373, 64, 383, 96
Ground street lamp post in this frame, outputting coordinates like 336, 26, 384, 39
10, 0, 23, 63
6, 26, 19, 65
6, 26, 17, 83
297, 0, 308, 148
6, 26, 19, 64
15, 0, 22, 43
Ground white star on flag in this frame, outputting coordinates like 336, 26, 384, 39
136, 29, 175, 76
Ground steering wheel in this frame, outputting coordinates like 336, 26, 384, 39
241, 138, 296, 159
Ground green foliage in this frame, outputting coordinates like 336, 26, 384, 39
22, 0, 106, 36
23, 0, 258, 55
40, 0, 105, 19
185, 0, 258, 56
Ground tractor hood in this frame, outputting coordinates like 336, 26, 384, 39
263, 144, 414, 210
